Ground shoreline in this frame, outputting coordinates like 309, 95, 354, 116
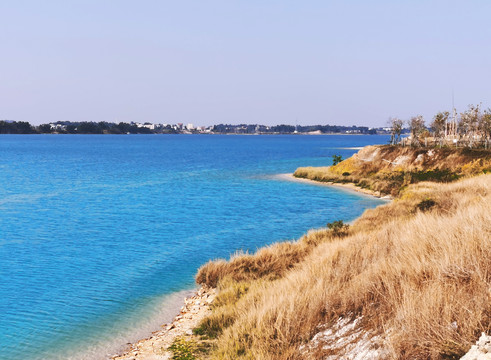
0, 133, 385, 136
110, 174, 387, 359
275, 173, 392, 200
112, 286, 216, 360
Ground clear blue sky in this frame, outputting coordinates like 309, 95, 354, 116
1, 0, 490, 127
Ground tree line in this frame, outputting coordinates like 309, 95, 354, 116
389, 104, 491, 148
0, 121, 179, 134
0, 121, 380, 135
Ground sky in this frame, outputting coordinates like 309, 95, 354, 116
1, 1, 490, 127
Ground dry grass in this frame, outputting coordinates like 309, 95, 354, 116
294, 145, 491, 196
196, 227, 353, 288
196, 242, 311, 288
194, 175, 491, 359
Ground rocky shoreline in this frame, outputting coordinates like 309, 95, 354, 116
112, 286, 216, 360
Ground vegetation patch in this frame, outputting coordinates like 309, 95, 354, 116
326, 220, 350, 237
194, 174, 491, 359
194, 280, 250, 339
169, 336, 214, 360
409, 169, 460, 183
294, 145, 491, 195
169, 337, 198, 360
416, 198, 437, 212
192, 146, 491, 359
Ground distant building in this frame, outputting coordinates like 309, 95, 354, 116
49, 123, 66, 130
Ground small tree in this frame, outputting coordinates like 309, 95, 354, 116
409, 115, 426, 146
459, 104, 481, 146
480, 108, 491, 142
389, 117, 403, 145
38, 124, 53, 133
332, 154, 343, 166
431, 111, 449, 144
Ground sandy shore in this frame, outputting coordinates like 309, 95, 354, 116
112, 286, 216, 360
275, 173, 392, 200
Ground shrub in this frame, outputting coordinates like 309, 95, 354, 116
326, 220, 349, 237
417, 198, 436, 212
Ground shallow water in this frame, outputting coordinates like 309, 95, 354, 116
0, 134, 388, 359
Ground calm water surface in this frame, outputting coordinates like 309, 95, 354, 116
0, 135, 389, 359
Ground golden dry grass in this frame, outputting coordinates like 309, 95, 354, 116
195, 174, 491, 359
196, 242, 312, 288
293, 145, 491, 196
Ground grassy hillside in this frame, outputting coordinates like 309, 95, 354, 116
294, 145, 491, 196
175, 146, 491, 360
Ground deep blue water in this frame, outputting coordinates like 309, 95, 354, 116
0, 134, 389, 359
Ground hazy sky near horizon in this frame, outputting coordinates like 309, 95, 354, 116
1, 1, 490, 127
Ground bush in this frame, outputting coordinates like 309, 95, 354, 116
327, 220, 349, 237
417, 198, 436, 212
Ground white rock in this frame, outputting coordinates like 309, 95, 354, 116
461, 333, 491, 360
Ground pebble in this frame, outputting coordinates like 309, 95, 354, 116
111, 286, 216, 360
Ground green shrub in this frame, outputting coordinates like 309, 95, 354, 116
410, 169, 460, 183
327, 220, 349, 237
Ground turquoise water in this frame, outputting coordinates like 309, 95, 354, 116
0, 135, 388, 359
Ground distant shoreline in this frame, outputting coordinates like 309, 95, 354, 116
0, 132, 384, 136
0, 120, 394, 135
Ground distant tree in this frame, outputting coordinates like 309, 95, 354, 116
409, 115, 426, 146
38, 124, 52, 133
480, 108, 491, 141
430, 111, 449, 143
77, 122, 103, 134
332, 154, 343, 166
98, 121, 110, 132
0, 121, 36, 134
459, 104, 481, 139
271, 124, 295, 133
459, 104, 486, 147
0, 121, 13, 133
388, 117, 403, 145
66, 124, 77, 133
18, 121, 36, 133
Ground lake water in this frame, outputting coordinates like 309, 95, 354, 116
0, 134, 389, 359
